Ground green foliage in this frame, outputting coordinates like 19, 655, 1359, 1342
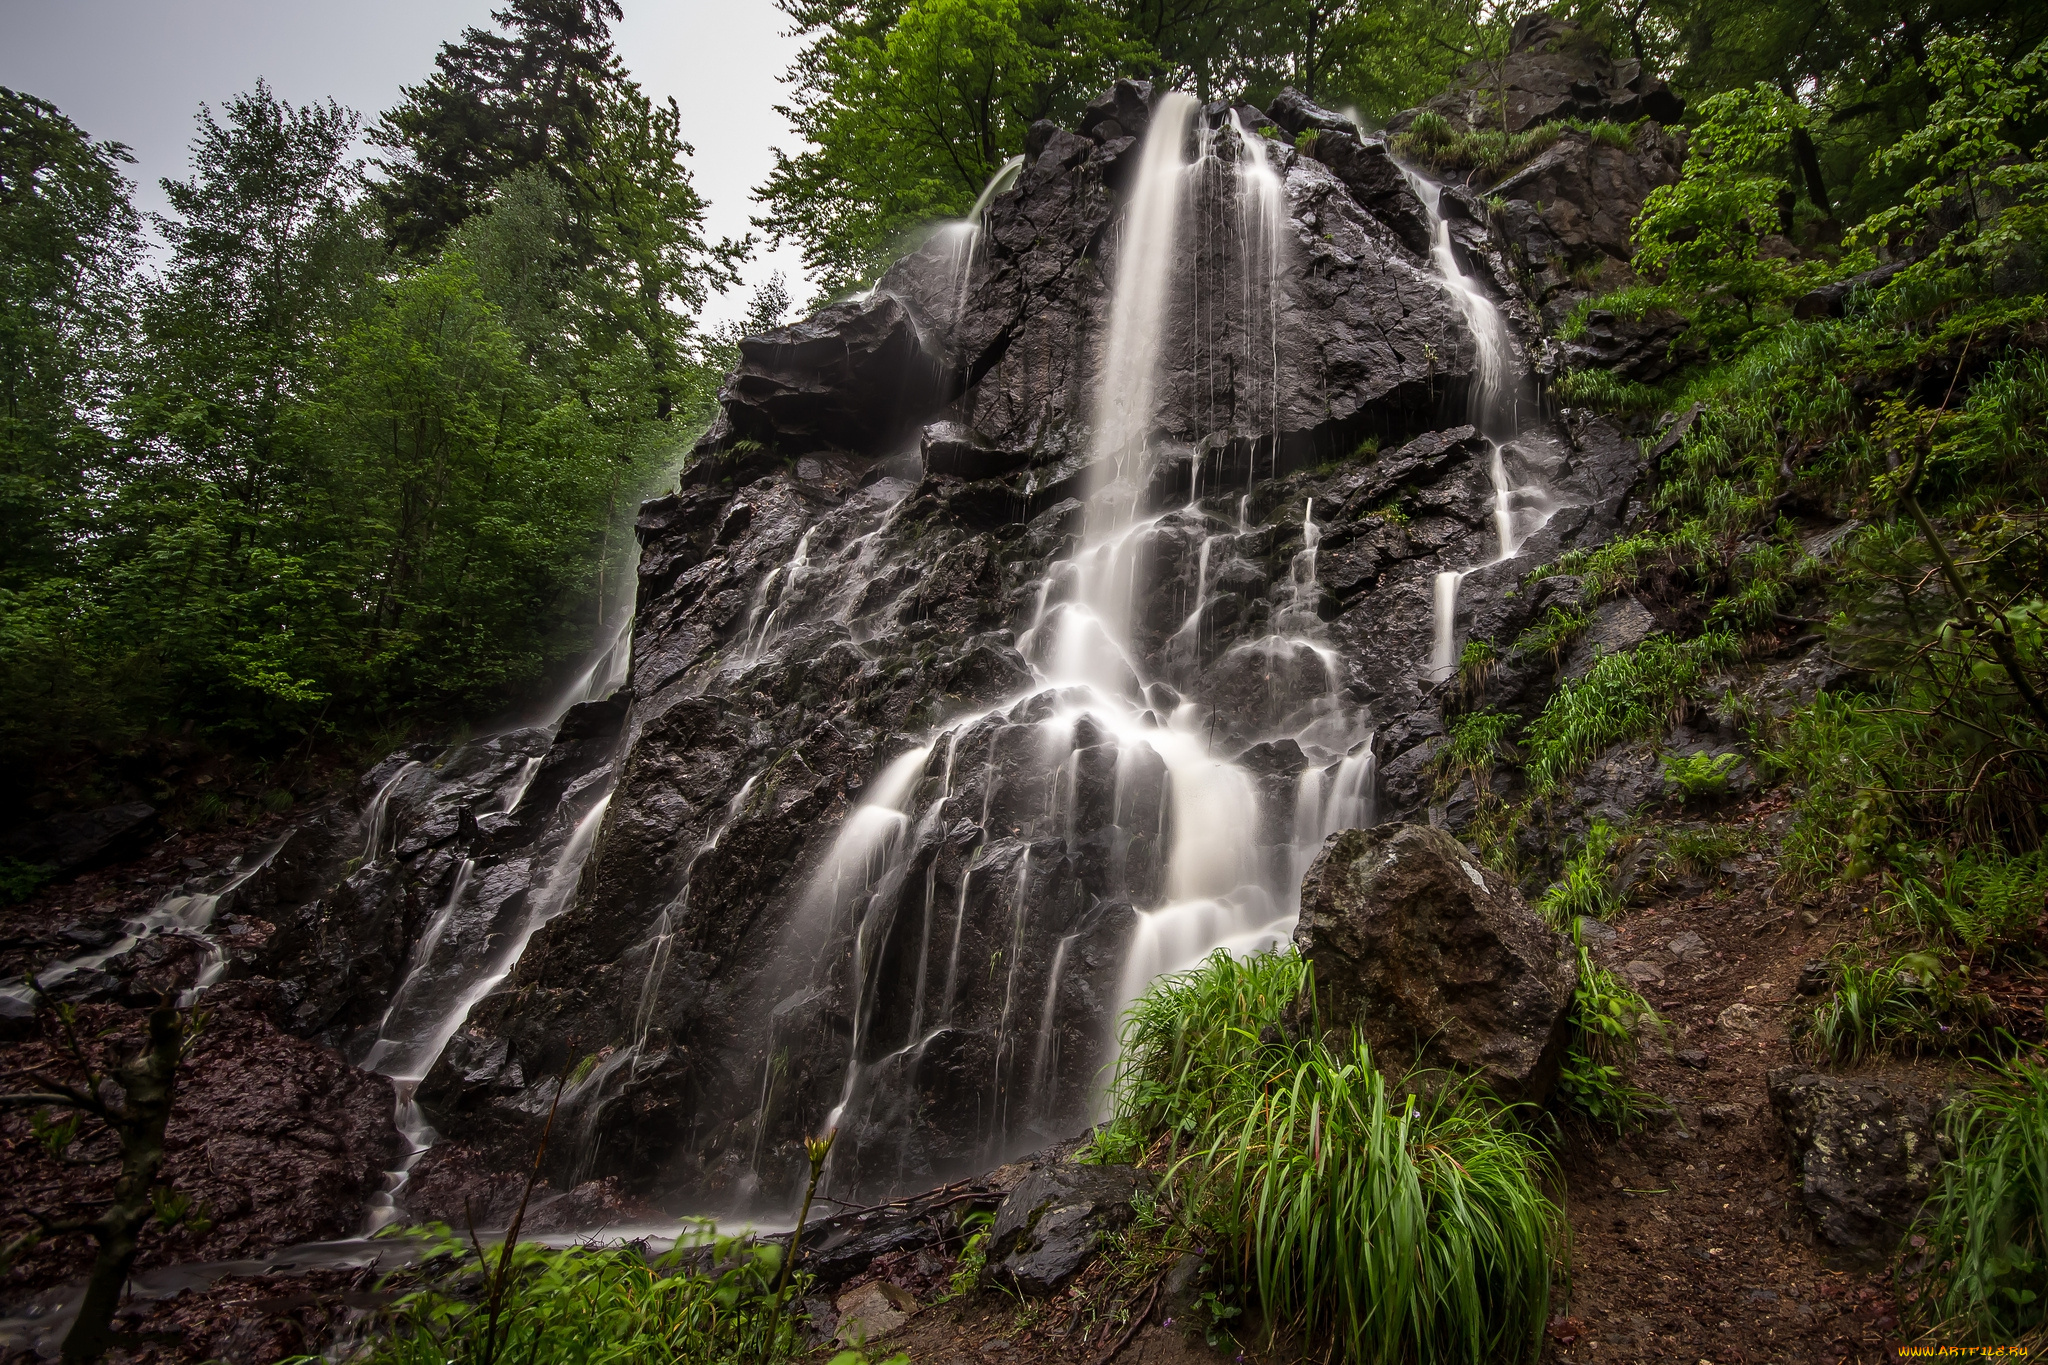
1798, 949, 1992, 1064
944, 1211, 994, 1299
1438, 708, 1518, 795
349, 1227, 830, 1365
1535, 820, 1624, 925
1634, 85, 1824, 327
1523, 633, 1737, 796
1106, 949, 1563, 1365
1659, 823, 1750, 874
0, 88, 139, 592
1921, 1057, 2048, 1344
1893, 848, 2048, 955
1393, 116, 1636, 178
1509, 604, 1588, 663
1856, 34, 2048, 264
2, 74, 708, 794
0, 858, 54, 904
1661, 750, 1739, 802
1557, 929, 1664, 1133
1545, 366, 1670, 414
1455, 637, 1497, 700
760, 0, 1138, 292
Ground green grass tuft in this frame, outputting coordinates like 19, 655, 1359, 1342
1105, 949, 1564, 1364
1919, 1057, 2048, 1345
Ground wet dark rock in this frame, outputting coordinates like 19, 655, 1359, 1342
989, 1157, 1143, 1295
1081, 79, 1153, 141
1767, 1069, 1953, 1255
1560, 597, 1658, 677
1295, 823, 1577, 1101
693, 294, 948, 461
1265, 87, 1360, 140
0, 802, 158, 876
1300, 129, 1433, 259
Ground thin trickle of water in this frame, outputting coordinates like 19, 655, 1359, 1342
1397, 162, 1557, 681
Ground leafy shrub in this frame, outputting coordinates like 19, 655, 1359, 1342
1662, 750, 1740, 802
1659, 823, 1751, 874
1547, 367, 1668, 413
1894, 848, 2048, 954
1523, 633, 1737, 795
0, 858, 54, 905
1536, 820, 1624, 924
339, 1227, 841, 1365
1919, 1056, 2048, 1344
1106, 950, 1563, 1364
1557, 929, 1664, 1132
1457, 637, 1498, 701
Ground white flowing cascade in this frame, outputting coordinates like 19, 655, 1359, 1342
1396, 167, 1556, 683
795, 96, 1384, 1188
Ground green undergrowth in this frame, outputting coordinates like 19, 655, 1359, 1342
1522, 632, 1738, 796
1392, 109, 1640, 177
1915, 1058, 2048, 1344
310, 1227, 901, 1365
1557, 929, 1665, 1132
1796, 947, 1999, 1065
1098, 949, 1564, 1364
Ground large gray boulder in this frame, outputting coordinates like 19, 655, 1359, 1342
1294, 823, 1578, 1101
1767, 1070, 1953, 1255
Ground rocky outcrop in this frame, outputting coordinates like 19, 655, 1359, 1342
1294, 823, 1577, 1100
1, 29, 1699, 1243
1390, 15, 1682, 138
1767, 1070, 1953, 1255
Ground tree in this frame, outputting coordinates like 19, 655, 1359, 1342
1633, 84, 1817, 326
131, 82, 372, 530
371, 0, 627, 259
0, 992, 207, 1364
1857, 32, 2048, 261
758, 0, 1141, 292
0, 89, 137, 590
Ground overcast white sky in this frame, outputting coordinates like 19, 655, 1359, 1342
0, 0, 810, 326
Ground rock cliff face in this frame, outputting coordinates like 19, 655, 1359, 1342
12, 42, 1693, 1235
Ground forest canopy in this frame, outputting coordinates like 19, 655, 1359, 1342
0, 0, 764, 820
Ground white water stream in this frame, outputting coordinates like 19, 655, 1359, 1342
1396, 167, 1557, 683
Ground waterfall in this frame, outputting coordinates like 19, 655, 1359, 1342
1397, 165, 1556, 683
774, 97, 1400, 1200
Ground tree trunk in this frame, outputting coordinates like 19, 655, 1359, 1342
1789, 126, 1833, 220
59, 1005, 182, 1365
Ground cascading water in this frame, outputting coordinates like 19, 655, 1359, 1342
1396, 165, 1557, 683
748, 96, 1390, 1202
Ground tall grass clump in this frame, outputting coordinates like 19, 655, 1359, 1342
1919, 1057, 2048, 1345
1523, 632, 1737, 795
1535, 820, 1624, 924
1106, 950, 1564, 1364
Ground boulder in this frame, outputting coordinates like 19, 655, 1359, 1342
834, 1281, 918, 1346
1080, 79, 1153, 142
1294, 823, 1577, 1101
1391, 16, 1682, 139
1302, 129, 1433, 258
697, 294, 948, 460
1767, 1070, 1953, 1254
989, 1157, 1143, 1295
1265, 87, 1361, 140
1793, 260, 1908, 319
